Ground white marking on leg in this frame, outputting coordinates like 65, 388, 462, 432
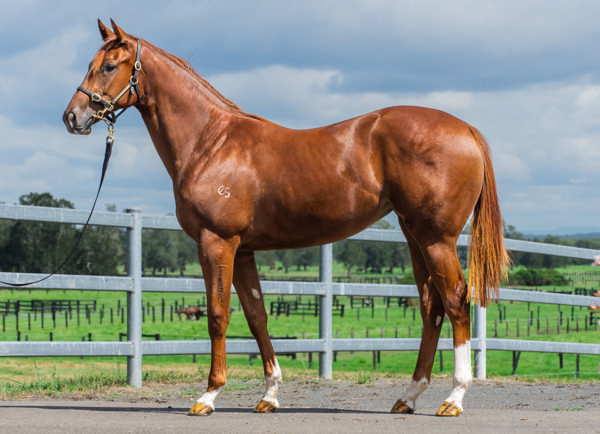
252, 288, 261, 300
435, 315, 442, 326
401, 377, 429, 410
261, 358, 282, 407
445, 341, 472, 410
196, 387, 222, 411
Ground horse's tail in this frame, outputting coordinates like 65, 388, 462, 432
467, 127, 510, 307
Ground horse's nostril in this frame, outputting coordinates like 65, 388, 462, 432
64, 111, 76, 131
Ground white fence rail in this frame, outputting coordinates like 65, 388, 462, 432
1, 203, 600, 386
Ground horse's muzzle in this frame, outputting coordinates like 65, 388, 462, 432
63, 110, 92, 135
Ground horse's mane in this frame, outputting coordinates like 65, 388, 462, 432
141, 39, 267, 122
102, 37, 268, 122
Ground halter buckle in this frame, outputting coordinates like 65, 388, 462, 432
106, 123, 115, 146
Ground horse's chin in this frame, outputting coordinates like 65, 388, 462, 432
70, 126, 92, 135
75, 116, 95, 135
67, 126, 92, 136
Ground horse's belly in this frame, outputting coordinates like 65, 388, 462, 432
241, 190, 392, 250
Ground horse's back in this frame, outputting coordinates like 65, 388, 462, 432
177, 105, 486, 249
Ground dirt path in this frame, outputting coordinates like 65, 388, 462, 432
2, 378, 600, 433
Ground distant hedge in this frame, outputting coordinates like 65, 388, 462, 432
506, 268, 568, 286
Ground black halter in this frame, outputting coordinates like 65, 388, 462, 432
77, 39, 142, 124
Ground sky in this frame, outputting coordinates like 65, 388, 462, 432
2, 0, 600, 235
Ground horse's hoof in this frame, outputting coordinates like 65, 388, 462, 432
391, 399, 414, 414
188, 402, 214, 416
436, 401, 462, 417
254, 400, 278, 413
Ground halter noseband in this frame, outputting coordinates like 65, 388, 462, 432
77, 39, 142, 125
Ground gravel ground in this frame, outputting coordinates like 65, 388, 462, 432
2, 378, 600, 433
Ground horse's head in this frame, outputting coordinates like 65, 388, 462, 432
63, 19, 142, 135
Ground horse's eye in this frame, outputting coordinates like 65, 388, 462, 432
103, 63, 117, 73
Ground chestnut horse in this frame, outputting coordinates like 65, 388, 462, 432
64, 20, 509, 417
177, 306, 205, 320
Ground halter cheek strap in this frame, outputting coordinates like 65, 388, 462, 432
77, 39, 142, 124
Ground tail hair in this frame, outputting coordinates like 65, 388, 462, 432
467, 128, 510, 307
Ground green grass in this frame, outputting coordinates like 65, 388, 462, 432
1, 263, 600, 397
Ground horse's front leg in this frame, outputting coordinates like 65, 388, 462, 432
233, 250, 281, 413
189, 231, 239, 416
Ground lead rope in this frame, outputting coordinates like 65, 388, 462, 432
0, 123, 115, 287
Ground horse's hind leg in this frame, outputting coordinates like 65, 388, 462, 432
392, 224, 446, 414
422, 239, 472, 416
233, 250, 281, 413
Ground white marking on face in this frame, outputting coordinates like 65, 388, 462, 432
435, 315, 442, 326
262, 359, 282, 407
445, 341, 473, 409
252, 288, 261, 300
217, 185, 231, 198
196, 387, 222, 410
401, 377, 429, 410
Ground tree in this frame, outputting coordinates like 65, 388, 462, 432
293, 247, 318, 271
336, 240, 367, 277
175, 231, 198, 276
362, 241, 386, 273
0, 216, 13, 270
142, 228, 198, 276
255, 250, 276, 271
0, 193, 122, 275
2, 193, 76, 273
143, 229, 177, 276
67, 204, 123, 275
386, 242, 409, 273
275, 250, 294, 274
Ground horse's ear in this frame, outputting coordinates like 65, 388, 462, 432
110, 18, 127, 42
98, 19, 114, 41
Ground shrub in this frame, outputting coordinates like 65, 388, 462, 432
398, 273, 416, 284
507, 268, 568, 287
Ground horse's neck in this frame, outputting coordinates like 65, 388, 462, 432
136, 48, 234, 180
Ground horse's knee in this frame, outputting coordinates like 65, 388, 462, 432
207, 309, 230, 337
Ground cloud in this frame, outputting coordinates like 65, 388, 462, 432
209, 63, 600, 233
210, 65, 345, 126
0, 24, 91, 124
210, 65, 476, 128
2, 1, 600, 233
0, 113, 172, 212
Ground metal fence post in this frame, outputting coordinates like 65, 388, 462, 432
126, 208, 143, 387
319, 243, 333, 379
473, 304, 486, 379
